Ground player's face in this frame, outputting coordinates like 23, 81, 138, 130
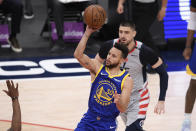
106, 47, 122, 68
119, 26, 136, 46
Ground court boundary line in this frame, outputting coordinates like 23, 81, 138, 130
0, 119, 73, 131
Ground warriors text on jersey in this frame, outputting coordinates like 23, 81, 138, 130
75, 64, 130, 131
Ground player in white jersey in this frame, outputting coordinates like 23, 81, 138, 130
96, 21, 169, 131
181, 0, 196, 130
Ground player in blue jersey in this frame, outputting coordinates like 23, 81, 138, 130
181, 0, 196, 130
74, 26, 133, 131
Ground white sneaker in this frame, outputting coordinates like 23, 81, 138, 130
181, 120, 191, 131
24, 12, 34, 19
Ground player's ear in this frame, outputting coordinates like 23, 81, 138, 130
120, 57, 125, 65
133, 30, 136, 38
122, 58, 127, 64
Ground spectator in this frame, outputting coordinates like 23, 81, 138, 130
117, 0, 168, 56
0, 0, 23, 53
23, 0, 34, 19
49, 0, 91, 53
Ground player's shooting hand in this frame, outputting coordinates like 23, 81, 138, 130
117, 3, 124, 14
113, 91, 121, 104
154, 101, 165, 114
85, 26, 100, 37
183, 47, 192, 60
157, 7, 166, 21
3, 80, 19, 99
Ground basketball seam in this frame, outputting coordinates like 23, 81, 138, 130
94, 5, 105, 28
91, 5, 95, 28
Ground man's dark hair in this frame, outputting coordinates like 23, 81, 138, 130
114, 42, 129, 59
120, 21, 136, 31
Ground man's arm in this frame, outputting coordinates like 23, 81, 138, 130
0, 0, 4, 4
152, 58, 168, 114
157, 0, 168, 21
140, 45, 168, 114
74, 26, 101, 74
152, 57, 169, 100
3, 80, 21, 131
10, 99, 21, 131
117, 0, 126, 14
114, 76, 133, 113
183, 7, 196, 60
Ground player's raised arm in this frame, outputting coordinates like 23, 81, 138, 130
74, 26, 101, 74
114, 76, 133, 113
3, 80, 21, 131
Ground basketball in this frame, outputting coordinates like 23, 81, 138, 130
83, 4, 106, 29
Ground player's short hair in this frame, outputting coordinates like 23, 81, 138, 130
120, 21, 136, 31
114, 42, 129, 59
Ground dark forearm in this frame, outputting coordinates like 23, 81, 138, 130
11, 99, 21, 131
159, 72, 168, 100
186, 30, 195, 48
154, 64, 169, 101
161, 0, 168, 9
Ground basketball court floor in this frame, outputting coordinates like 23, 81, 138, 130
0, 70, 195, 131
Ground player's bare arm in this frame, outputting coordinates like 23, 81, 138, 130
114, 76, 133, 112
157, 0, 168, 21
74, 26, 101, 75
183, 7, 196, 60
3, 80, 21, 131
117, 0, 125, 14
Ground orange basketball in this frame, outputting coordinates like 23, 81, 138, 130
83, 4, 106, 29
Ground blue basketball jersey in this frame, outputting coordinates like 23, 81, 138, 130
88, 65, 130, 118
75, 65, 130, 131
186, 43, 196, 76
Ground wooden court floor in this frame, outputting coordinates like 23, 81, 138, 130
0, 71, 195, 131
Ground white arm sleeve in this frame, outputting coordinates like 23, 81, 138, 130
188, 11, 196, 30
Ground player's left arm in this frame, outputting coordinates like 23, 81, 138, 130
114, 76, 133, 113
152, 57, 169, 114
140, 45, 169, 114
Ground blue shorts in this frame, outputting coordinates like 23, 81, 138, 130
75, 111, 117, 131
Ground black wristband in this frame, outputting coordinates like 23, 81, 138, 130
12, 97, 18, 101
